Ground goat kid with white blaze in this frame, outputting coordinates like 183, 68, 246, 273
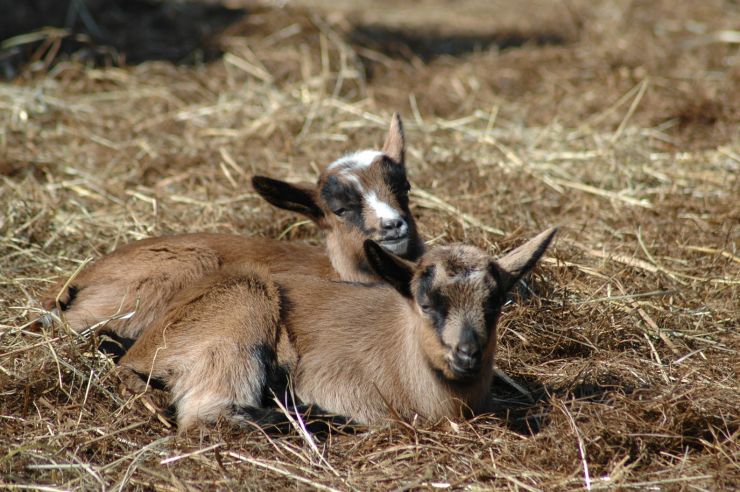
34, 114, 424, 341
118, 228, 557, 430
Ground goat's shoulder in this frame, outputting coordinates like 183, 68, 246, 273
273, 273, 394, 308
134, 261, 281, 350
273, 273, 410, 346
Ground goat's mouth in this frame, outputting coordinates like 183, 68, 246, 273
448, 358, 482, 380
378, 236, 409, 255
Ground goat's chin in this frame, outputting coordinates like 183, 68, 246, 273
430, 359, 477, 383
378, 237, 409, 255
448, 362, 481, 382
434, 356, 481, 382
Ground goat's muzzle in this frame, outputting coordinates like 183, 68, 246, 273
449, 341, 482, 379
378, 217, 409, 254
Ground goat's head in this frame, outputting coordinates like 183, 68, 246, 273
365, 228, 557, 381
252, 114, 424, 276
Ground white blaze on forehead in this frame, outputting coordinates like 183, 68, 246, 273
327, 150, 383, 171
365, 191, 401, 221
344, 174, 365, 193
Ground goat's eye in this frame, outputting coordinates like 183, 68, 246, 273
420, 304, 433, 313
333, 203, 360, 217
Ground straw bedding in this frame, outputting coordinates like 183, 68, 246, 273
1, 0, 738, 489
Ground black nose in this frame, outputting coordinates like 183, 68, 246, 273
379, 217, 408, 241
455, 342, 480, 361
380, 217, 405, 232
451, 341, 481, 377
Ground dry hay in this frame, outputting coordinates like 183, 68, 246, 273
1, 0, 738, 490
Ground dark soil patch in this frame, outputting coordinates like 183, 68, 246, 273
0, 0, 246, 77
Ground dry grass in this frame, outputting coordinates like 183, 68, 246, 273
1, 0, 738, 490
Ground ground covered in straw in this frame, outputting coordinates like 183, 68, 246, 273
1, 0, 738, 490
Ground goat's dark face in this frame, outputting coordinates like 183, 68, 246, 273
412, 245, 503, 380
319, 150, 418, 257
364, 227, 557, 383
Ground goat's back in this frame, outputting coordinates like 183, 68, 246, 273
36, 233, 333, 338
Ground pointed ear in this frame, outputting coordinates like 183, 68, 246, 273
496, 227, 557, 291
364, 240, 415, 298
382, 112, 405, 164
252, 176, 325, 223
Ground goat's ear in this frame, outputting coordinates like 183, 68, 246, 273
364, 240, 415, 298
252, 176, 325, 223
382, 112, 405, 164
495, 227, 557, 291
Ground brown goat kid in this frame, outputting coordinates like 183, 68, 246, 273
35, 114, 424, 340
118, 228, 557, 430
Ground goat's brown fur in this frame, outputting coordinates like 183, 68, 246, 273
41, 235, 330, 339
119, 263, 285, 429
35, 114, 424, 340
118, 228, 557, 430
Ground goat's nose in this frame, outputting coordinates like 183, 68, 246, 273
455, 342, 479, 361
380, 217, 406, 233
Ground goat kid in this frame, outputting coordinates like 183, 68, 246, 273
118, 228, 557, 430
34, 114, 424, 341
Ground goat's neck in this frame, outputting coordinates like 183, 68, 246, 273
324, 231, 376, 282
